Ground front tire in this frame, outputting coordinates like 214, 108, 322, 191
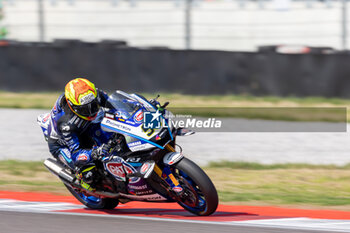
65, 184, 119, 209
174, 158, 218, 216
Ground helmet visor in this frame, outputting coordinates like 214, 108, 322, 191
72, 98, 99, 118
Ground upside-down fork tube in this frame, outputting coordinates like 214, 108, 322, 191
165, 144, 176, 152
153, 144, 182, 191
154, 163, 182, 192
153, 143, 176, 177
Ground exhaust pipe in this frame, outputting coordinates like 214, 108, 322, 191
44, 158, 75, 183
44, 158, 120, 199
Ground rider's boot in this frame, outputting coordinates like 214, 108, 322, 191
76, 165, 97, 191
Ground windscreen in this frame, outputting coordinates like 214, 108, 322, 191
107, 92, 142, 119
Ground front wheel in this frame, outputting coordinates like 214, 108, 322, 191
173, 158, 218, 216
64, 184, 119, 209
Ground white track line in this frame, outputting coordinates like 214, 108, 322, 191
43, 211, 350, 232
237, 217, 350, 232
0, 199, 83, 211
0, 199, 350, 232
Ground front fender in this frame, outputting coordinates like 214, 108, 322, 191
163, 152, 184, 166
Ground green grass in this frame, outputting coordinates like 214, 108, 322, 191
204, 163, 350, 207
1, 91, 350, 109
218, 191, 350, 206
0, 180, 63, 186
208, 161, 350, 170
0, 91, 349, 122
0, 91, 61, 109
0, 160, 47, 173
0, 160, 67, 194
154, 93, 350, 106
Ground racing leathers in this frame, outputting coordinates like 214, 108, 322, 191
47, 90, 112, 189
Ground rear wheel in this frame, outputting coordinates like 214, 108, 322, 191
173, 158, 218, 216
64, 184, 119, 209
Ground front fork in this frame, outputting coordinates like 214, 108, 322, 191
153, 144, 184, 193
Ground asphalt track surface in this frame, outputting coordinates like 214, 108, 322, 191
0, 211, 342, 233
1, 109, 350, 165
1, 191, 350, 233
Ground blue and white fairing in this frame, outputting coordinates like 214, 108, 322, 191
101, 91, 173, 152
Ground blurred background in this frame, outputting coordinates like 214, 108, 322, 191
1, 0, 350, 97
1, 0, 349, 51
1, 0, 350, 209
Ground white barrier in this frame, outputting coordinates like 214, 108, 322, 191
2, 0, 348, 51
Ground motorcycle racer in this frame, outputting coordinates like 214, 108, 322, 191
39, 87, 219, 215
46, 78, 113, 191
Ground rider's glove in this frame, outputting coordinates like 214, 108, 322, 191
91, 144, 110, 160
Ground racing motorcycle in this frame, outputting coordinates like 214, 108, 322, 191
38, 91, 218, 216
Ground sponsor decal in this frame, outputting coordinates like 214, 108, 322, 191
128, 141, 142, 147
126, 120, 137, 125
106, 162, 126, 181
122, 161, 140, 184
134, 110, 144, 123
52, 103, 59, 114
105, 119, 131, 132
145, 194, 166, 201
61, 148, 71, 158
105, 113, 114, 119
172, 186, 183, 192
74, 117, 80, 125
128, 184, 148, 190
43, 113, 50, 123
119, 193, 166, 201
141, 163, 150, 174
68, 115, 78, 124
80, 93, 95, 105
128, 143, 154, 152
135, 190, 153, 195
122, 162, 135, 174
61, 124, 70, 132
77, 154, 88, 161
127, 157, 141, 163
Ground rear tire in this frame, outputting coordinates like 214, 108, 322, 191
174, 158, 218, 216
65, 184, 119, 209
